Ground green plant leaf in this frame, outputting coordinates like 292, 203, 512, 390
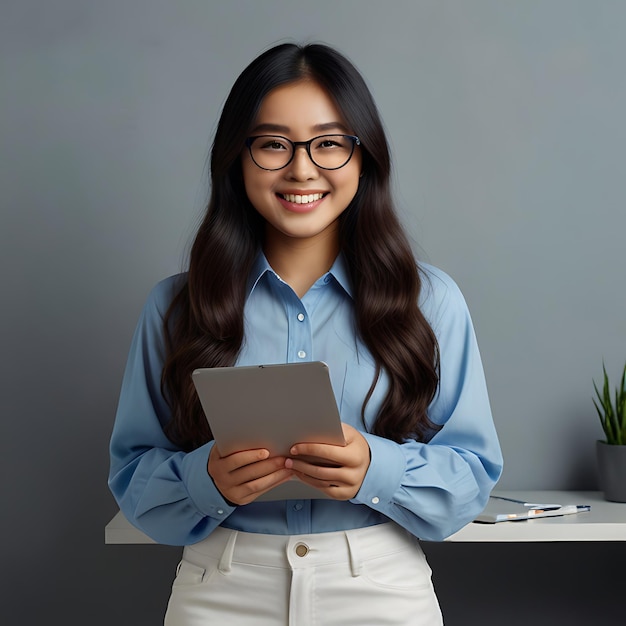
593, 361, 626, 445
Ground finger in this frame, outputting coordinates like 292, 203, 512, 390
228, 468, 295, 505
217, 447, 271, 471
289, 443, 349, 466
229, 455, 290, 486
286, 459, 362, 500
285, 456, 344, 481
290, 470, 353, 500
209, 448, 288, 501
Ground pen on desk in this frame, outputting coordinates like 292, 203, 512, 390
550, 505, 590, 514
527, 507, 564, 516
509, 505, 591, 519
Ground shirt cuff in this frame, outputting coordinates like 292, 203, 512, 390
181, 441, 236, 521
350, 433, 406, 509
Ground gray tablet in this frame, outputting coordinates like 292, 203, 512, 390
191, 361, 346, 500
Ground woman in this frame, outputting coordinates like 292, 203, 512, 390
109, 42, 503, 625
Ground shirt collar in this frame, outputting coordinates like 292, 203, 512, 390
327, 253, 353, 298
246, 252, 273, 297
246, 251, 354, 300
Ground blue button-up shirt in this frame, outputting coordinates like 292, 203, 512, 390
109, 254, 503, 545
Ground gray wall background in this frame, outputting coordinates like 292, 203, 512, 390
2, 1, 624, 624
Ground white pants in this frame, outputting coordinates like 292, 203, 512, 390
164, 522, 443, 625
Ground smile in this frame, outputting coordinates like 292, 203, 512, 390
277, 193, 326, 204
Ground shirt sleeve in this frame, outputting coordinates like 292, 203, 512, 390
351, 266, 503, 541
107, 276, 236, 545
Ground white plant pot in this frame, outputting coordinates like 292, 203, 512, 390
596, 440, 626, 503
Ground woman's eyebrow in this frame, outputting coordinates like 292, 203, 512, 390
250, 121, 350, 134
251, 123, 290, 134
312, 122, 350, 133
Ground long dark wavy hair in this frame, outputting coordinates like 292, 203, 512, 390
161, 43, 440, 451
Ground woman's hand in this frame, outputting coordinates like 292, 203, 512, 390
208, 446, 294, 506
285, 423, 371, 500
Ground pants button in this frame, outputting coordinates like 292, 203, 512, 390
295, 543, 309, 557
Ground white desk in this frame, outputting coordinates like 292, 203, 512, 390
446, 491, 626, 542
105, 491, 626, 544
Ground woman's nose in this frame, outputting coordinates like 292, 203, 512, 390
285, 146, 319, 180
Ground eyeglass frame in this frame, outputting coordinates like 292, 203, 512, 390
244, 134, 361, 171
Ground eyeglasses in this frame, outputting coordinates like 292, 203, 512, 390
245, 134, 361, 171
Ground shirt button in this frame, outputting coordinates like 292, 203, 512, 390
217, 509, 224, 515
295, 543, 309, 557
371, 497, 380, 505
297, 350, 306, 359
293, 503, 303, 511
297, 313, 305, 322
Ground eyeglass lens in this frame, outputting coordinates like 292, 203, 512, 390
248, 135, 357, 170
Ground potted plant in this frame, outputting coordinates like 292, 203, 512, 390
593, 361, 626, 502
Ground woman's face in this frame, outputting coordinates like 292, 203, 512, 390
242, 80, 361, 248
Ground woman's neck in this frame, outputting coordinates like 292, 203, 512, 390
263, 229, 340, 298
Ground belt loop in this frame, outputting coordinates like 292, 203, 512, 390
218, 530, 238, 574
344, 530, 362, 577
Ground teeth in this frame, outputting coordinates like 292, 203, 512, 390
282, 193, 324, 204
